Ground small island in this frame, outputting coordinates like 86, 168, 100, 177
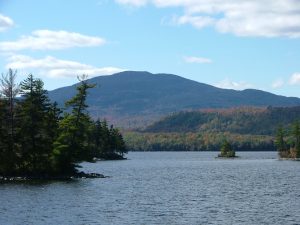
0, 69, 127, 181
217, 140, 237, 158
275, 122, 300, 160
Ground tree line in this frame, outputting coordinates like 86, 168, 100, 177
124, 131, 275, 152
0, 69, 127, 177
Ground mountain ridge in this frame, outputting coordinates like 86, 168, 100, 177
48, 71, 300, 128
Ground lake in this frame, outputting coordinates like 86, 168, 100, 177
0, 152, 300, 225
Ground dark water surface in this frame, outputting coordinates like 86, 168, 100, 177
1, 152, 300, 225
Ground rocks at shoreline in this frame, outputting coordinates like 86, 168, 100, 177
0, 172, 107, 181
72, 172, 107, 179
216, 156, 239, 159
0, 156, 128, 182
278, 158, 300, 161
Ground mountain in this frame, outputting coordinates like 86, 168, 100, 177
48, 71, 300, 128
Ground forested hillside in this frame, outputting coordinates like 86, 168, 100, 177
144, 106, 300, 135
124, 106, 300, 152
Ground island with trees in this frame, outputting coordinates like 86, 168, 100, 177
217, 139, 236, 158
0, 69, 127, 180
275, 121, 300, 160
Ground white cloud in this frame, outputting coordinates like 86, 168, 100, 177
0, 14, 14, 32
177, 15, 215, 29
0, 30, 106, 51
116, 0, 147, 7
6, 55, 125, 78
289, 73, 300, 85
116, 0, 300, 38
183, 56, 212, 64
215, 78, 253, 90
272, 78, 284, 88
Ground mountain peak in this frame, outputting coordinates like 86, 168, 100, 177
49, 71, 300, 128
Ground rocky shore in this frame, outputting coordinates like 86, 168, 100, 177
0, 172, 107, 181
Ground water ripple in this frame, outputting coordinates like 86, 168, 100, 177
0, 152, 299, 225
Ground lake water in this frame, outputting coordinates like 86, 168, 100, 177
1, 152, 300, 225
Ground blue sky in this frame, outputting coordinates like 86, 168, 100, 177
0, 0, 300, 97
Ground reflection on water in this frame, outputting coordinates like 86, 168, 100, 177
0, 152, 299, 225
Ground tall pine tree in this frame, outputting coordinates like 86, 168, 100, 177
292, 121, 300, 158
0, 69, 20, 175
275, 125, 287, 158
53, 75, 95, 174
18, 75, 53, 175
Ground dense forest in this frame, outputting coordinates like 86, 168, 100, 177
144, 107, 300, 135
0, 69, 127, 178
124, 107, 300, 152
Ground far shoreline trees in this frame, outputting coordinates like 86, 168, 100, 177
0, 70, 127, 179
124, 131, 275, 152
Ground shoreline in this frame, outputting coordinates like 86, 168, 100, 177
215, 156, 240, 159
278, 158, 300, 161
0, 156, 127, 182
0, 171, 107, 181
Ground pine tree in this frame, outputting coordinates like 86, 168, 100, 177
18, 75, 53, 175
101, 120, 111, 154
275, 125, 287, 158
52, 75, 95, 173
89, 119, 127, 159
91, 119, 103, 158
0, 69, 19, 145
46, 102, 62, 144
113, 128, 127, 157
0, 71, 128, 177
0, 69, 20, 175
219, 139, 235, 157
0, 99, 12, 174
292, 121, 300, 158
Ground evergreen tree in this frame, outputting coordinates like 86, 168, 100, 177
292, 121, 300, 158
91, 119, 103, 158
0, 69, 19, 145
101, 120, 111, 154
0, 99, 12, 174
275, 125, 287, 157
46, 102, 62, 144
89, 120, 127, 159
18, 75, 53, 174
109, 126, 127, 157
113, 129, 127, 157
219, 139, 235, 157
52, 75, 95, 173
65, 75, 95, 160
0, 69, 20, 174
0, 71, 127, 178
